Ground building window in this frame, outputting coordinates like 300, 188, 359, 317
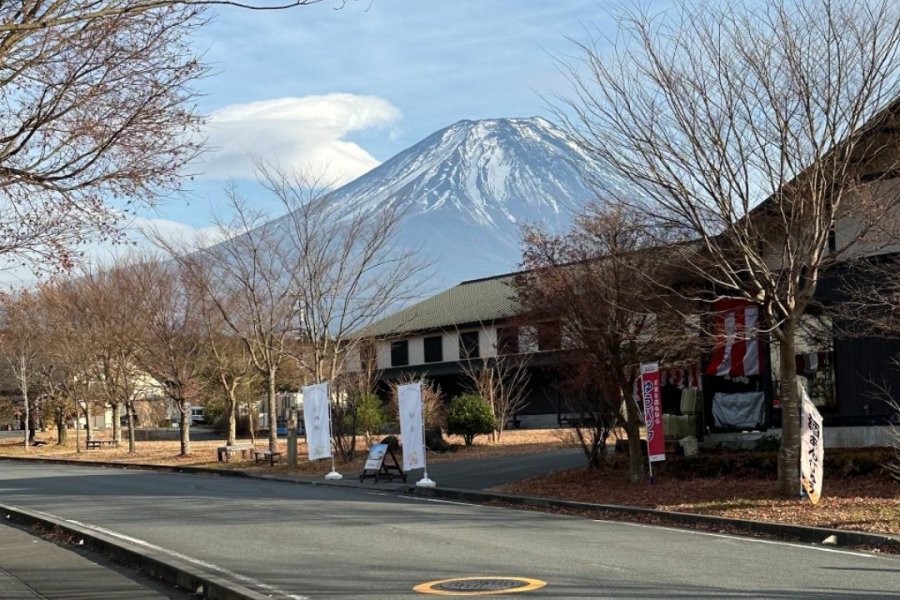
497, 327, 519, 355
423, 336, 443, 363
459, 331, 480, 359
391, 340, 409, 367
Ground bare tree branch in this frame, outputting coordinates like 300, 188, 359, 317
555, 0, 900, 495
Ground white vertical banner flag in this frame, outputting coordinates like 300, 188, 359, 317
800, 389, 824, 504
397, 382, 425, 472
302, 383, 331, 461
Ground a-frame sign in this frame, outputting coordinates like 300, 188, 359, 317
359, 443, 407, 483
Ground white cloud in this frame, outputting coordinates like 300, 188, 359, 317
197, 94, 402, 185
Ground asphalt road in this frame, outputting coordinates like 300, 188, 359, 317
422, 448, 584, 489
0, 462, 898, 599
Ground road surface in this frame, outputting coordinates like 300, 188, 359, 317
0, 462, 897, 599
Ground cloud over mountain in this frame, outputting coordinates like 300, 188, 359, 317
197, 94, 402, 184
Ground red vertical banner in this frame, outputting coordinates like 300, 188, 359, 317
640, 362, 666, 462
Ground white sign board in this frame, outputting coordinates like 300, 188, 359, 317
800, 389, 824, 504
398, 382, 424, 472
302, 382, 331, 461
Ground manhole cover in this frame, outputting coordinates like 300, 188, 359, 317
435, 578, 529, 592
414, 576, 547, 595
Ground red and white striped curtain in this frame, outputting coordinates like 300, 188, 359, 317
705, 299, 762, 377
659, 364, 700, 389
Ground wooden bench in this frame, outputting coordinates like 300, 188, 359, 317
216, 443, 254, 462
559, 415, 596, 428
505, 415, 522, 429
85, 439, 117, 449
254, 450, 282, 466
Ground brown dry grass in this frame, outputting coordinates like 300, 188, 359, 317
0, 427, 573, 475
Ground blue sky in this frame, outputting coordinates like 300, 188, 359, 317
139, 0, 610, 239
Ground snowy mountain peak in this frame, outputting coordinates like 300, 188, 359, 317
328, 116, 601, 232
269, 116, 627, 288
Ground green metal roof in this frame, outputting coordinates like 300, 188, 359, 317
362, 274, 520, 337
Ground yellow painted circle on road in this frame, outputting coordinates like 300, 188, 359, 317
414, 576, 547, 596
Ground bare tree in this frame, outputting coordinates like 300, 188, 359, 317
127, 256, 207, 455
60, 264, 148, 451
557, 0, 900, 495
40, 277, 109, 449
461, 351, 530, 442
159, 165, 428, 453
0, 0, 354, 274
0, 290, 46, 448
265, 167, 429, 385
0, 2, 205, 273
0, 0, 326, 36
196, 286, 259, 446
516, 204, 689, 480
164, 191, 298, 453
260, 168, 429, 459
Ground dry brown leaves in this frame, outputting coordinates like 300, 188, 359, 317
498, 463, 900, 536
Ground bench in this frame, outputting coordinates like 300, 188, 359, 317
559, 415, 596, 428
505, 415, 522, 429
216, 443, 254, 462
254, 450, 282, 466
85, 439, 117, 449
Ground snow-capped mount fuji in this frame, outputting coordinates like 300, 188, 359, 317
276, 117, 625, 289
329, 117, 601, 230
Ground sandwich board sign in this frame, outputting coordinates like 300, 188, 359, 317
359, 443, 406, 483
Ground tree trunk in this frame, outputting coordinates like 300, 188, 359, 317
22, 383, 29, 452
112, 403, 121, 443
84, 402, 93, 442
75, 400, 81, 453
777, 322, 801, 497
623, 394, 645, 484
22, 392, 31, 452
267, 372, 278, 452
227, 401, 237, 446
126, 404, 136, 453
247, 399, 256, 446
56, 410, 67, 445
28, 410, 38, 444
586, 429, 604, 470
221, 375, 237, 446
179, 398, 191, 456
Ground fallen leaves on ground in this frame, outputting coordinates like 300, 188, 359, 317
498, 462, 899, 536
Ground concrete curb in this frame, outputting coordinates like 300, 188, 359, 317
0, 455, 253, 479
0, 503, 274, 600
404, 485, 900, 552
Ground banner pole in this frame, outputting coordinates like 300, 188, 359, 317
415, 383, 435, 488
323, 382, 342, 480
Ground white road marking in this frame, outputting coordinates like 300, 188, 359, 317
399, 495, 479, 507
64, 518, 310, 600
